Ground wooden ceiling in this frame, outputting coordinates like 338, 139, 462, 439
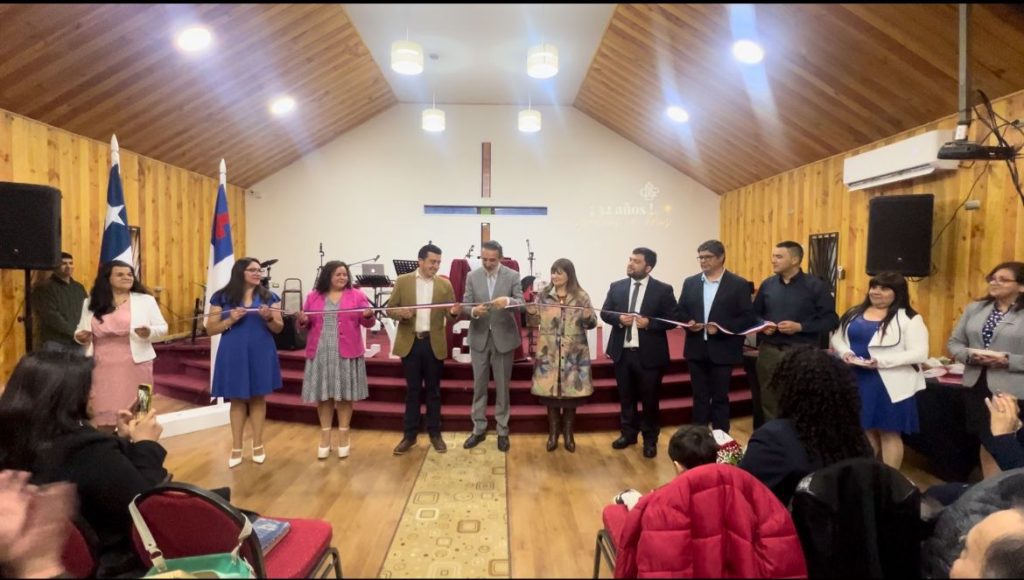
0, 4, 396, 187
575, 4, 1024, 193
3, 5, 1024, 192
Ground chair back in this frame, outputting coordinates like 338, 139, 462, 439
791, 458, 921, 578
129, 482, 267, 577
61, 517, 98, 578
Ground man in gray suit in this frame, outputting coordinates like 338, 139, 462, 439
462, 240, 524, 452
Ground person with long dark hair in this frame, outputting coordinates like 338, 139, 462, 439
526, 258, 598, 452
739, 346, 873, 505
948, 261, 1024, 478
831, 271, 928, 469
74, 260, 167, 429
205, 257, 284, 468
297, 261, 375, 459
0, 351, 168, 577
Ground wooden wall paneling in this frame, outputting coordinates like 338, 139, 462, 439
0, 109, 247, 381
721, 89, 1024, 356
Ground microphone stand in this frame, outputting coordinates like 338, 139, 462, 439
525, 238, 537, 359
465, 244, 475, 260
526, 238, 535, 277
348, 254, 381, 267
314, 242, 325, 283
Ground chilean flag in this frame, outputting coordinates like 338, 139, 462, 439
99, 135, 133, 266
204, 159, 234, 388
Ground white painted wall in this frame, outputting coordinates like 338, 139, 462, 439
246, 104, 720, 304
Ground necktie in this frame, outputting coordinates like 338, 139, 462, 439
626, 281, 641, 342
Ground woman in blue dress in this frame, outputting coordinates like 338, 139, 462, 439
830, 271, 929, 470
205, 257, 284, 468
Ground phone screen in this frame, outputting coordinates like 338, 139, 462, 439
136, 384, 153, 418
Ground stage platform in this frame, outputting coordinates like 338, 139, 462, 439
153, 328, 753, 433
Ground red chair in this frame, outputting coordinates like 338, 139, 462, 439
61, 518, 98, 578
129, 482, 342, 578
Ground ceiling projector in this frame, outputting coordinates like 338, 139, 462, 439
937, 140, 1016, 161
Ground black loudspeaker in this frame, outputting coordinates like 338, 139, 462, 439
0, 182, 62, 269
866, 193, 934, 277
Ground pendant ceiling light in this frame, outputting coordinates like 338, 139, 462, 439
527, 43, 558, 79
518, 96, 541, 133
422, 93, 445, 132
391, 34, 424, 75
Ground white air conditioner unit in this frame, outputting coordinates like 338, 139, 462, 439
842, 129, 959, 191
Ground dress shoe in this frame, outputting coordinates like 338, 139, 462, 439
252, 444, 266, 465
430, 434, 448, 453
643, 443, 657, 459
228, 448, 243, 469
338, 427, 351, 459
611, 436, 638, 450
393, 438, 416, 455
497, 435, 510, 452
463, 433, 487, 449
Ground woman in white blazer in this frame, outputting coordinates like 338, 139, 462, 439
74, 260, 167, 428
831, 272, 928, 469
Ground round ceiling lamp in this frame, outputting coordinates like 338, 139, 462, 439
422, 94, 444, 132
527, 43, 559, 79
518, 108, 541, 133
391, 39, 424, 75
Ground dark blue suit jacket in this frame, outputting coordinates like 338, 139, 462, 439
600, 276, 677, 368
676, 270, 757, 365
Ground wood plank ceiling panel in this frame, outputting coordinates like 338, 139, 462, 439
575, 4, 1024, 193
0, 4, 396, 187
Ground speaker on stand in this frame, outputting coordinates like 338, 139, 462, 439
0, 182, 62, 352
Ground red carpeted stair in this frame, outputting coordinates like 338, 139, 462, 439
153, 328, 753, 433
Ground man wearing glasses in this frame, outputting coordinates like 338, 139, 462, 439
676, 240, 757, 432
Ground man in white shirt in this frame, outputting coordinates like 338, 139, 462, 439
386, 244, 461, 455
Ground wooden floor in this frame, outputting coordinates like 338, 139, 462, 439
156, 411, 943, 579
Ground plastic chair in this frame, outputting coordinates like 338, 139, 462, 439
130, 482, 342, 578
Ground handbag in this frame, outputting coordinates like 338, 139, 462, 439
129, 496, 256, 578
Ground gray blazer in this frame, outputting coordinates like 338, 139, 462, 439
462, 264, 524, 354
948, 300, 1024, 397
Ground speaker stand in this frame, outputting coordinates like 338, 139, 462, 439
22, 269, 34, 352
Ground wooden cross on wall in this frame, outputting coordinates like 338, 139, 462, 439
481, 142, 491, 248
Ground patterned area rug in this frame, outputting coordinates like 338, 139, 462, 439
379, 432, 511, 579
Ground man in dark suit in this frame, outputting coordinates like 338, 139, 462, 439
601, 247, 678, 458
677, 240, 757, 432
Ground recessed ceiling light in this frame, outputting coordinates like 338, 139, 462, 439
269, 96, 296, 117
175, 26, 212, 53
732, 39, 764, 64
666, 106, 690, 123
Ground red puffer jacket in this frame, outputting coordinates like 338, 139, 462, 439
614, 464, 807, 578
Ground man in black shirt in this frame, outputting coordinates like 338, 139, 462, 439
32, 252, 87, 352
752, 241, 839, 420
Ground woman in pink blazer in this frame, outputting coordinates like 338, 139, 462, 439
298, 261, 376, 459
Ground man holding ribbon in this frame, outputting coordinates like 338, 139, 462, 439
601, 247, 678, 458
461, 240, 524, 453
387, 244, 461, 455
676, 240, 757, 433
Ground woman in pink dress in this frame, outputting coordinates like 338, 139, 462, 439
75, 261, 167, 429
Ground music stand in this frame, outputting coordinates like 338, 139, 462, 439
355, 274, 393, 309
393, 259, 419, 276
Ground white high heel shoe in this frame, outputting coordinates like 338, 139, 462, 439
317, 428, 332, 460
338, 427, 351, 459
252, 444, 266, 465
228, 448, 243, 469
